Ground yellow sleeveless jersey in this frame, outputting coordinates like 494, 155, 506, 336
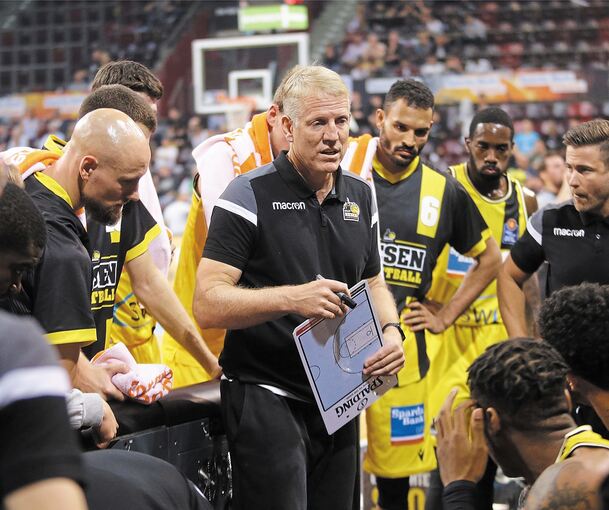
556, 425, 609, 462
427, 162, 527, 327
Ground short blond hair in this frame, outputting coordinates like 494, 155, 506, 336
279, 65, 349, 123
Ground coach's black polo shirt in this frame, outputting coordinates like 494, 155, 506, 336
511, 199, 609, 295
203, 151, 381, 400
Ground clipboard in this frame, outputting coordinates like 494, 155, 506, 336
292, 280, 398, 434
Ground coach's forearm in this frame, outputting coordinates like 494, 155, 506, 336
194, 278, 294, 330
194, 258, 352, 330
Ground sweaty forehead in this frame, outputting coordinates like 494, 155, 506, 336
471, 123, 512, 143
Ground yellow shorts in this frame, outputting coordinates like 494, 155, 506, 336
162, 345, 213, 388
364, 327, 441, 478
364, 375, 437, 478
427, 323, 508, 422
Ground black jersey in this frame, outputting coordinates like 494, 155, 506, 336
84, 200, 160, 357
372, 157, 490, 315
18, 172, 97, 346
511, 199, 609, 294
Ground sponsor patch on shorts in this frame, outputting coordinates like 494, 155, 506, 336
390, 404, 425, 445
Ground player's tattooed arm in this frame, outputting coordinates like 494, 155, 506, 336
524, 461, 598, 510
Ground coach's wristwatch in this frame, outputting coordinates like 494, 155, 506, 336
381, 322, 406, 341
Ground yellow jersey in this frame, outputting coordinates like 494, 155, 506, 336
556, 425, 609, 462
427, 162, 528, 327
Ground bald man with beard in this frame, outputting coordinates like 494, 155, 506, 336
9, 108, 151, 394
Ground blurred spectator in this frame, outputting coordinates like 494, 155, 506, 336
541, 120, 564, 152
350, 91, 371, 134
68, 69, 91, 92
463, 14, 488, 42
385, 30, 405, 68
537, 151, 568, 209
514, 119, 541, 157
421, 55, 446, 78
323, 44, 341, 72
154, 165, 179, 207
361, 33, 386, 71
163, 193, 192, 235
423, 11, 445, 36
187, 116, 207, 149
154, 137, 179, 169
88, 49, 112, 81
342, 32, 367, 68
445, 55, 464, 74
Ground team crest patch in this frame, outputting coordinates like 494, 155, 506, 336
390, 404, 425, 445
383, 228, 396, 242
343, 201, 360, 222
502, 217, 519, 246
92, 250, 101, 262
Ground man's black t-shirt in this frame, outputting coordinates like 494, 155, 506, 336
511, 200, 609, 295
203, 152, 381, 399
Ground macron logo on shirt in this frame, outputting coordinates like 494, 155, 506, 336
272, 201, 306, 211
553, 227, 585, 238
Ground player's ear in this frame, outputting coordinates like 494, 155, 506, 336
79, 156, 98, 182
485, 407, 501, 435
464, 137, 472, 154
375, 108, 385, 131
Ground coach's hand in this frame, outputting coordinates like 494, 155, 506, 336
402, 300, 448, 334
363, 327, 404, 376
287, 278, 349, 320
436, 389, 488, 486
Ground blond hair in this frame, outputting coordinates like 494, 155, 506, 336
563, 119, 609, 170
279, 65, 349, 123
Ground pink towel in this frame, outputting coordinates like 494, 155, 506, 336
91, 342, 173, 404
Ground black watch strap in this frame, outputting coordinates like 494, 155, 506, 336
382, 322, 406, 341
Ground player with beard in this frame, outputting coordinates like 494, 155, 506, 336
1, 109, 151, 399
341, 80, 502, 510
425, 108, 537, 509
499, 119, 609, 337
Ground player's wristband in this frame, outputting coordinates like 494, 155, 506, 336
382, 322, 406, 341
